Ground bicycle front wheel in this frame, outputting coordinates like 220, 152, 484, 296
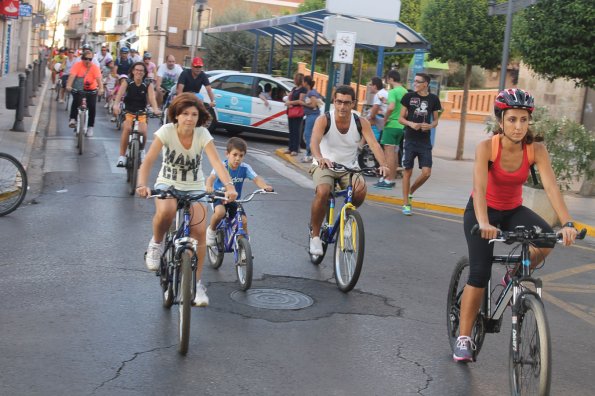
128, 139, 139, 195
333, 209, 364, 292
235, 237, 253, 291
0, 153, 28, 216
77, 111, 85, 155
446, 257, 486, 360
509, 294, 551, 396
207, 229, 224, 269
178, 250, 192, 355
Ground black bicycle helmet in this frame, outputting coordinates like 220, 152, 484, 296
120, 46, 130, 53
494, 88, 535, 119
59, 46, 67, 52
81, 43, 93, 51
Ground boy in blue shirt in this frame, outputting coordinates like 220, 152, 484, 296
205, 137, 273, 245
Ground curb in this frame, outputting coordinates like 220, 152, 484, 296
273, 148, 594, 237
22, 78, 49, 170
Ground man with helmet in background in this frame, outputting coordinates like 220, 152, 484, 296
452, 88, 579, 363
398, 72, 442, 216
113, 47, 134, 76
176, 57, 216, 107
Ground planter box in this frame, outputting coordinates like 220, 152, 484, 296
522, 186, 560, 227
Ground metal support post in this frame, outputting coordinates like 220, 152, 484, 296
499, 0, 514, 91
11, 74, 26, 132
23, 70, 32, 117
252, 33, 259, 73
25, 66, 33, 107
268, 34, 275, 75
32, 61, 38, 95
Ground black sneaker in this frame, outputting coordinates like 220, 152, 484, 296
453, 336, 475, 362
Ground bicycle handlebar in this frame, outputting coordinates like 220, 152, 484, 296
470, 224, 587, 244
70, 89, 98, 95
212, 188, 276, 203
149, 187, 225, 203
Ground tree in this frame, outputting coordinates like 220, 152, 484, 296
514, 0, 594, 88
421, 0, 504, 160
298, 0, 325, 12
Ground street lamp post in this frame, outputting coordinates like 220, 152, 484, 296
190, 0, 207, 60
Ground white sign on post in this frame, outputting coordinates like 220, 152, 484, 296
326, 0, 401, 22
323, 16, 398, 47
332, 31, 356, 64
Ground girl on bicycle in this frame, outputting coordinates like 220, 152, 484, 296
136, 93, 238, 307
454, 88, 579, 362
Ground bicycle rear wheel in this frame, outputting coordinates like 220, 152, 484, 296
207, 229, 224, 269
509, 294, 551, 396
178, 250, 192, 355
128, 139, 139, 195
0, 153, 28, 216
333, 209, 364, 292
235, 237, 253, 291
446, 257, 486, 360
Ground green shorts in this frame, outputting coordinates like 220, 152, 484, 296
380, 127, 404, 146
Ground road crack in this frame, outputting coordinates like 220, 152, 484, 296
91, 344, 175, 394
395, 344, 433, 395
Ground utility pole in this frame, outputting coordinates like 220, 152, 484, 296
50, 0, 62, 49
190, 0, 207, 60
488, 0, 538, 91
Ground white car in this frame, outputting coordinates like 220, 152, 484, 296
201, 72, 293, 137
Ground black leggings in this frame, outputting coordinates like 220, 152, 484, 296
70, 91, 97, 127
463, 197, 554, 288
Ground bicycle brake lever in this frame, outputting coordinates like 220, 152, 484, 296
488, 238, 506, 244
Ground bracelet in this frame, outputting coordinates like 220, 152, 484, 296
225, 181, 234, 186
136, 185, 145, 189
563, 221, 575, 228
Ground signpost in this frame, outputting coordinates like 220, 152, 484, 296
326, 0, 401, 22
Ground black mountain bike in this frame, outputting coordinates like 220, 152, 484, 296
149, 187, 223, 355
447, 224, 586, 395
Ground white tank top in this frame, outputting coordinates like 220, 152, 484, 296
318, 111, 361, 168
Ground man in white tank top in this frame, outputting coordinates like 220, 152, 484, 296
308, 85, 388, 256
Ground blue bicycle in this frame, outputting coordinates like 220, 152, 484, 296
309, 163, 376, 292
206, 189, 276, 290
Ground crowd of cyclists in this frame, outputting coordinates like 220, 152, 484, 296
47, 44, 583, 371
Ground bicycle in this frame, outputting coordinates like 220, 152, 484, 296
54, 73, 63, 101
206, 189, 277, 290
446, 224, 587, 395
124, 111, 146, 196
149, 187, 223, 355
0, 153, 28, 216
115, 102, 125, 131
71, 89, 96, 155
308, 162, 376, 292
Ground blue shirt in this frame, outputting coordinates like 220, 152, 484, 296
211, 160, 257, 198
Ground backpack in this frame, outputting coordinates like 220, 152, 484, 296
324, 111, 363, 139
490, 134, 538, 185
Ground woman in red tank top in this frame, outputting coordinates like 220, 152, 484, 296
452, 88, 579, 363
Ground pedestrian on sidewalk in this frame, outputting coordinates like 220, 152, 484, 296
300, 75, 323, 163
374, 70, 407, 189
399, 72, 442, 215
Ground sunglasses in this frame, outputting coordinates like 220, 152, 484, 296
82, 57, 92, 61
414, 79, 427, 84
192, 65, 202, 68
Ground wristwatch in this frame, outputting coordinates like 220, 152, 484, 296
563, 221, 575, 228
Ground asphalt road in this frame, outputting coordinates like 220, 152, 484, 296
1, 94, 594, 396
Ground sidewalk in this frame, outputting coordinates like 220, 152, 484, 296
275, 119, 595, 236
0, 70, 48, 169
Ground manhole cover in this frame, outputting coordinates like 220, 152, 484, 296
230, 288, 314, 310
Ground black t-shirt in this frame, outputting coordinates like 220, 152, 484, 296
401, 92, 442, 144
289, 86, 307, 101
124, 79, 149, 112
178, 69, 210, 93
115, 58, 133, 75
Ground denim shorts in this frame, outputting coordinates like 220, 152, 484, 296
403, 139, 432, 169
153, 183, 208, 203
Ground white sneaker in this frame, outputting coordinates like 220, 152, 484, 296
145, 238, 163, 271
116, 155, 126, 167
309, 236, 324, 256
104, 102, 109, 108
69, 119, 76, 128
110, 116, 116, 122
58, 99, 65, 104
85, 127, 94, 137
193, 281, 209, 307
206, 227, 217, 246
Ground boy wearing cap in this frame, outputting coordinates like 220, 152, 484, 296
176, 57, 216, 107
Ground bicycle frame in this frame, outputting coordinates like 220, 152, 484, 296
216, 204, 248, 253
323, 173, 357, 250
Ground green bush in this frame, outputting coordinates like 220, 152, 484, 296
485, 107, 595, 190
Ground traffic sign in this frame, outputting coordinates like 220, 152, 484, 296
332, 31, 356, 64
323, 16, 398, 47
326, 0, 401, 22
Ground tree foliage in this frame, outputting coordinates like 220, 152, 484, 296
420, 0, 503, 68
514, 0, 595, 88
297, 0, 325, 12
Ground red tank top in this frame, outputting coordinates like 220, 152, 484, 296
484, 142, 530, 210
